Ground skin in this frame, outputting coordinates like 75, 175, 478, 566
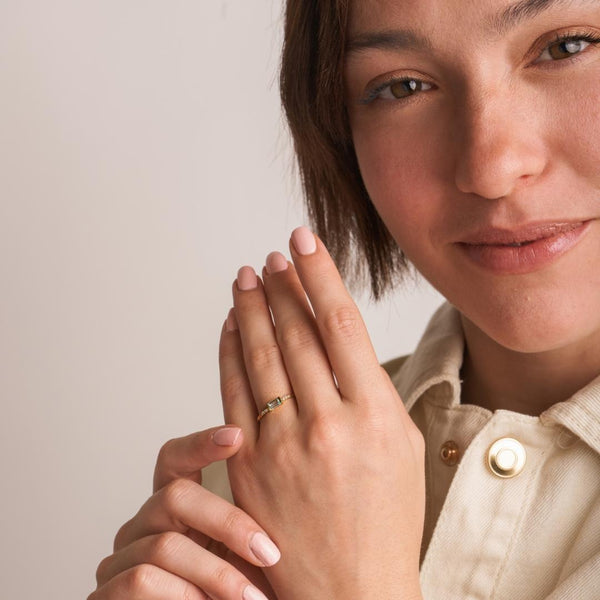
220, 241, 425, 599
90, 428, 277, 600
90, 0, 600, 598
90, 239, 426, 600
345, 0, 600, 415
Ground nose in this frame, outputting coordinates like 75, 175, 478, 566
453, 91, 546, 200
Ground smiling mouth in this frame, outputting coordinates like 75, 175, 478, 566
456, 220, 592, 275
460, 221, 586, 247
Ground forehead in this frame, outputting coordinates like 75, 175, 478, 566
348, 0, 481, 33
347, 0, 587, 38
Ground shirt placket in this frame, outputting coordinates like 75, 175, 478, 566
420, 412, 556, 600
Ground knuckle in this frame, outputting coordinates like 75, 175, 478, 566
156, 437, 177, 468
221, 373, 247, 404
210, 563, 237, 588
113, 518, 133, 551
321, 305, 361, 343
246, 343, 282, 372
95, 554, 113, 585
161, 477, 193, 512
306, 415, 343, 454
278, 318, 315, 353
219, 334, 239, 362
183, 581, 204, 600
150, 531, 186, 563
221, 506, 247, 536
124, 564, 161, 594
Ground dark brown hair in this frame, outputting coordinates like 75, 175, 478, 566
280, 0, 407, 299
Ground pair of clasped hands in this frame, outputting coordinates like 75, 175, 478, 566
91, 227, 426, 600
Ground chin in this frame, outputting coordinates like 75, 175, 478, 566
455, 288, 598, 355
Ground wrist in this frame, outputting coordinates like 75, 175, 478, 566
271, 574, 423, 600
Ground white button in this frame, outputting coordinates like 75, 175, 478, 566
487, 437, 526, 478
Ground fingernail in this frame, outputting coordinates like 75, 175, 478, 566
243, 585, 270, 600
291, 226, 316, 256
250, 532, 281, 567
212, 427, 241, 446
225, 308, 238, 332
265, 251, 288, 274
237, 266, 257, 291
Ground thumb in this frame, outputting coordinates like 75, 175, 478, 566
153, 425, 243, 491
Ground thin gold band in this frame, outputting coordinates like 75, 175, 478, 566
257, 393, 294, 422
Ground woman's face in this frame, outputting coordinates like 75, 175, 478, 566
345, 0, 600, 353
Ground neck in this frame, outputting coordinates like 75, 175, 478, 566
459, 315, 600, 416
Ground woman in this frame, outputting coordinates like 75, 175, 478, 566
89, 0, 600, 598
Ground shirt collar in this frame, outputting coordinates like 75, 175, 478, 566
390, 302, 464, 413
388, 302, 600, 456
541, 379, 600, 455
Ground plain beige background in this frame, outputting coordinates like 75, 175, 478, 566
1, 1, 443, 597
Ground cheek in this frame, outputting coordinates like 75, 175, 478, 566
544, 71, 600, 183
352, 123, 445, 253
556, 92, 600, 184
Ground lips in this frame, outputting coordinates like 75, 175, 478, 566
460, 222, 586, 246
456, 220, 592, 274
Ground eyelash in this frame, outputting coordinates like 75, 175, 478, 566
360, 31, 600, 105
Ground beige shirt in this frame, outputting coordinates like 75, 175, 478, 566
203, 302, 600, 599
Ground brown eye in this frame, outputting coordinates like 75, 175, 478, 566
547, 38, 589, 60
389, 79, 425, 98
534, 34, 600, 64
362, 77, 433, 104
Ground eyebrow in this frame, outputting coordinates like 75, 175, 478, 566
345, 28, 433, 54
345, 0, 594, 54
490, 0, 589, 35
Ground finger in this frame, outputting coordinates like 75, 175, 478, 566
289, 226, 382, 401
261, 253, 339, 417
90, 564, 210, 600
219, 312, 260, 440
232, 266, 297, 423
153, 426, 244, 492
114, 478, 281, 569
95, 533, 270, 600
226, 549, 277, 598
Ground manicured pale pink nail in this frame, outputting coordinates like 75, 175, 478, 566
265, 251, 288, 274
250, 532, 281, 567
225, 308, 238, 332
212, 427, 241, 446
291, 226, 316, 255
243, 585, 270, 600
237, 266, 257, 290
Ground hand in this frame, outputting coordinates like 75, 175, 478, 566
89, 427, 279, 600
219, 227, 426, 600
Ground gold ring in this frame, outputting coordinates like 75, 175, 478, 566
257, 393, 294, 422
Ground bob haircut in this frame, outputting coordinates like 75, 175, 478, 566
280, 0, 407, 299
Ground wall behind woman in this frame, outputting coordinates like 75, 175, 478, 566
0, 1, 443, 597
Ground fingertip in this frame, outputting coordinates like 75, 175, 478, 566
237, 265, 258, 291
212, 426, 243, 447
290, 226, 317, 256
249, 531, 281, 567
265, 250, 289, 274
